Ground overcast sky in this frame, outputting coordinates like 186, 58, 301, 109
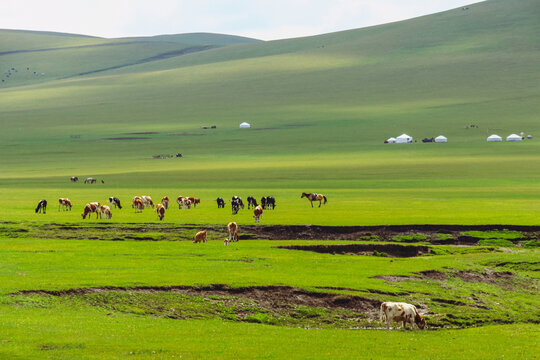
1, 0, 483, 40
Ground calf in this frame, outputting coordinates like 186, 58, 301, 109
35, 200, 47, 214
58, 198, 72, 211
226, 222, 239, 245
161, 197, 169, 210
156, 203, 165, 221
193, 230, 207, 244
379, 302, 425, 330
100, 205, 112, 219
81, 203, 99, 219
253, 205, 263, 222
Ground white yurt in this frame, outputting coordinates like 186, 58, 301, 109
506, 134, 522, 141
239, 122, 251, 129
386, 137, 396, 143
487, 134, 502, 142
396, 134, 412, 143
435, 135, 447, 143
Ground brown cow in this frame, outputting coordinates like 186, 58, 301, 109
177, 196, 184, 209
253, 205, 263, 223
156, 203, 165, 221
225, 222, 239, 245
133, 198, 145, 213
100, 205, 112, 219
194, 230, 207, 243
186, 197, 200, 208
380, 302, 426, 330
58, 198, 72, 211
81, 203, 99, 219
161, 196, 169, 210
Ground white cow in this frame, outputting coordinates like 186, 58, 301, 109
380, 302, 426, 330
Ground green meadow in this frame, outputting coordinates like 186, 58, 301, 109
1, 0, 540, 358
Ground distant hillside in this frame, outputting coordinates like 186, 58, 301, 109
0, 30, 261, 87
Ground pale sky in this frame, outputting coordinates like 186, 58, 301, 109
1, 0, 483, 41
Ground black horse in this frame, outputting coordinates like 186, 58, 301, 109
35, 200, 47, 214
247, 196, 258, 209
216, 197, 225, 208
109, 197, 122, 209
261, 196, 276, 210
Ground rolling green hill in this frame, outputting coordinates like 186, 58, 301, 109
0, 0, 539, 225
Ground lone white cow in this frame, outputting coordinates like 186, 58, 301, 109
379, 302, 425, 330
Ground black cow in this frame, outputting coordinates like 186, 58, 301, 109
247, 196, 258, 209
35, 200, 47, 214
216, 197, 225, 208
422, 138, 435, 143
232, 196, 244, 209
231, 199, 240, 215
261, 196, 276, 210
109, 197, 122, 209
70, 176, 78, 182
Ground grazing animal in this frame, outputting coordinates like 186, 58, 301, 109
132, 196, 143, 209
84, 177, 96, 184
226, 222, 239, 245
177, 196, 184, 209
70, 176, 78, 182
216, 197, 225, 208
253, 205, 263, 222
231, 198, 240, 215
380, 302, 426, 330
262, 196, 275, 210
247, 196, 258, 209
186, 197, 200, 208
301, 192, 327, 208
109, 197, 122, 209
133, 198, 145, 212
35, 200, 47, 214
81, 203, 99, 219
422, 137, 435, 143
193, 230, 207, 243
156, 203, 165, 221
141, 196, 154, 209
182, 198, 192, 209
161, 197, 169, 210
58, 198, 72, 211
100, 205, 112, 219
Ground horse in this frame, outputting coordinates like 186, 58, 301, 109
109, 197, 122, 209
301, 192, 327, 207
216, 197, 225, 208
247, 196, 258, 209
84, 177, 96, 184
35, 200, 47, 214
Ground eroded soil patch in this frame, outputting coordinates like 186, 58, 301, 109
276, 244, 431, 257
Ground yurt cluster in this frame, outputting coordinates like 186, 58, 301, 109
385, 133, 531, 144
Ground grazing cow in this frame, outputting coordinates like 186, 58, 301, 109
70, 176, 78, 182
232, 196, 244, 209
81, 203, 99, 219
161, 196, 169, 210
177, 196, 184, 209
226, 222, 239, 245
182, 198, 192, 209
193, 230, 207, 244
100, 205, 112, 219
109, 197, 122, 209
58, 198, 72, 211
132, 196, 143, 209
260, 196, 267, 209
379, 302, 426, 330
264, 196, 275, 210
253, 205, 263, 222
301, 192, 327, 208
156, 203, 165, 221
35, 200, 47, 214
141, 196, 154, 209
84, 177, 96, 184
231, 198, 240, 215
186, 197, 200, 208
133, 198, 145, 213
247, 196, 258, 209
422, 137, 435, 143
216, 197, 225, 208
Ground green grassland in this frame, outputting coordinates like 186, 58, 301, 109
1, 0, 540, 358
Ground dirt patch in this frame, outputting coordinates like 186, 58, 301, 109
417, 270, 447, 281
276, 244, 431, 257
103, 137, 151, 141
454, 270, 514, 285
